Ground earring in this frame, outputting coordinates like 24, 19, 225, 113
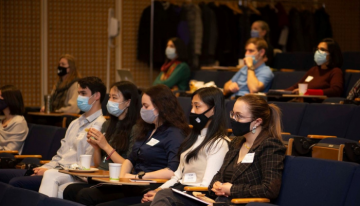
251, 126, 257, 134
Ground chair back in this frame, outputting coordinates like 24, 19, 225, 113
177, 96, 191, 122
271, 71, 306, 89
298, 103, 355, 137
275, 156, 358, 206
47, 127, 67, 160
345, 106, 360, 141
270, 102, 308, 135
344, 165, 360, 206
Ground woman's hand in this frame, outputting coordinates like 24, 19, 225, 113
211, 181, 232, 197
141, 190, 158, 203
87, 128, 110, 150
292, 88, 299, 94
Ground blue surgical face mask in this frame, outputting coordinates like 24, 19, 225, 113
245, 55, 258, 65
314, 50, 328, 66
107, 100, 126, 117
140, 107, 158, 124
251, 30, 260, 38
165, 47, 177, 60
77, 95, 95, 112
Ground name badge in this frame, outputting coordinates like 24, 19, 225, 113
241, 153, 255, 163
183, 173, 197, 182
146, 138, 160, 146
305, 76, 314, 82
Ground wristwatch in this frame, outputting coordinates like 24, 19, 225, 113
248, 65, 255, 71
137, 171, 145, 179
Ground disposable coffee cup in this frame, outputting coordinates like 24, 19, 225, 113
109, 163, 122, 181
298, 83, 308, 95
80, 155, 92, 170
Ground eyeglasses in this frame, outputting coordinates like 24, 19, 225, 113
230, 111, 253, 122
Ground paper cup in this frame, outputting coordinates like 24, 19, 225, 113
298, 83, 308, 95
80, 155, 92, 170
109, 163, 122, 181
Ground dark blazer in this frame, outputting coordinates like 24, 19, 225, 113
209, 130, 286, 200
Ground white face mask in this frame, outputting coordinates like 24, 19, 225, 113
165, 47, 177, 60
106, 100, 126, 117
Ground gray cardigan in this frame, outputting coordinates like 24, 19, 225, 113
0, 115, 29, 152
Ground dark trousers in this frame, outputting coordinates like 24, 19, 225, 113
63, 182, 160, 206
0, 169, 43, 191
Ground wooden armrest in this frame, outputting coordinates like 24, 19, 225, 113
281, 132, 291, 135
345, 69, 360, 73
231, 198, 271, 204
307, 135, 336, 139
355, 98, 360, 102
189, 125, 193, 129
15, 155, 42, 159
227, 128, 233, 133
184, 186, 208, 192
280, 68, 295, 72
40, 160, 50, 164
0, 150, 19, 154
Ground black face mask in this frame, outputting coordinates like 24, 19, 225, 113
0, 99, 8, 111
57, 66, 68, 77
189, 107, 213, 133
230, 118, 252, 136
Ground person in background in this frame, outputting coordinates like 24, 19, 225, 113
0, 85, 28, 152
153, 37, 191, 92
223, 38, 274, 98
0, 77, 106, 192
251, 20, 274, 67
41, 54, 81, 113
347, 78, 360, 101
286, 38, 343, 97
209, 95, 286, 204
39, 81, 140, 198
63, 84, 189, 206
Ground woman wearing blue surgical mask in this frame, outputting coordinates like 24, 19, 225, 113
286, 38, 344, 97
61, 81, 140, 199
40, 54, 81, 113
64, 85, 190, 206
153, 37, 191, 91
250, 21, 274, 67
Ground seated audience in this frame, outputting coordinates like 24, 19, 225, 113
0, 85, 28, 152
41, 54, 81, 113
224, 38, 274, 97
286, 38, 344, 97
103, 87, 230, 206
153, 37, 191, 91
0, 77, 106, 192
39, 81, 140, 198
346, 78, 360, 101
63, 84, 189, 205
251, 20, 274, 67
209, 95, 286, 204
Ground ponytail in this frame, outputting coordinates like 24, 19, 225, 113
268, 104, 282, 141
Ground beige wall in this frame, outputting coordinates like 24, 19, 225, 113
1, 0, 359, 106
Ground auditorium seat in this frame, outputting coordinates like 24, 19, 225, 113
270, 102, 308, 135
345, 106, 360, 141
177, 96, 191, 121
298, 103, 356, 137
270, 71, 306, 89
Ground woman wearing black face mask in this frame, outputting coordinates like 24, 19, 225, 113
209, 95, 286, 203
40, 54, 81, 113
0, 85, 28, 151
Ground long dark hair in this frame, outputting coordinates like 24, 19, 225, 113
168, 37, 188, 63
106, 81, 140, 152
0, 85, 25, 115
321, 38, 343, 69
178, 87, 228, 163
136, 84, 190, 141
